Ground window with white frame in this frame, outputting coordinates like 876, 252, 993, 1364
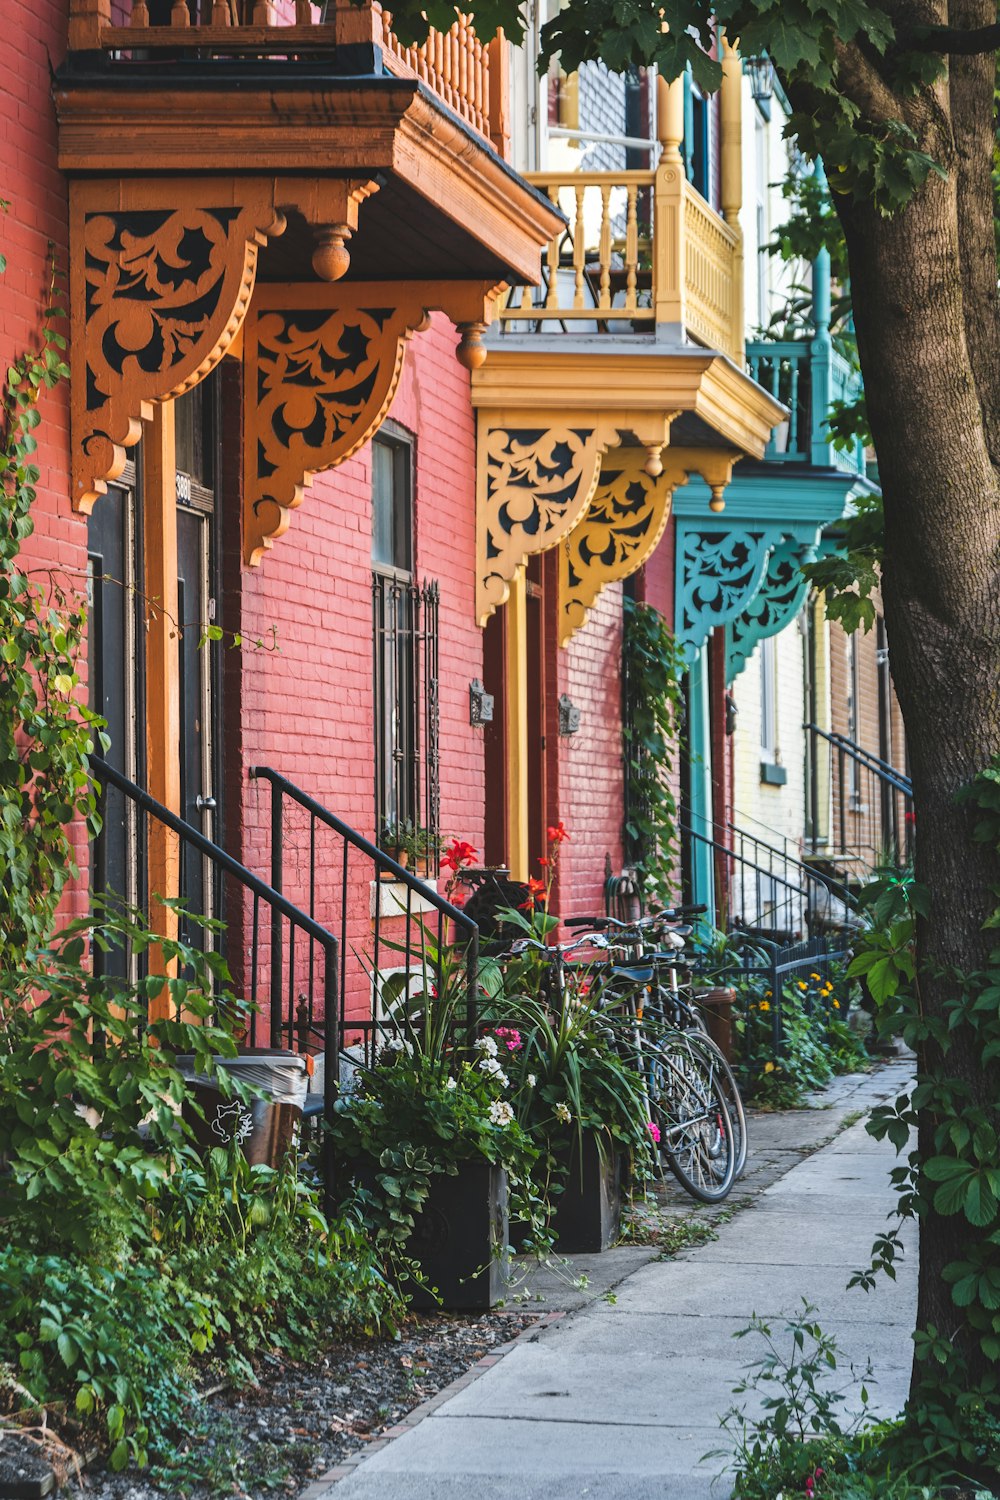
759, 635, 778, 763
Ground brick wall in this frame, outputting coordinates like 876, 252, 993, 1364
1, 0, 90, 922
554, 581, 625, 917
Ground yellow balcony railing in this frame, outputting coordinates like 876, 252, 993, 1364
68, 0, 509, 157
499, 63, 746, 363
499, 165, 742, 363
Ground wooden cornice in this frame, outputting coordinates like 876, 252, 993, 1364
471, 344, 785, 465
54, 76, 562, 285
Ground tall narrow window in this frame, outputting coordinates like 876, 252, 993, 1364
847, 632, 862, 806
759, 635, 777, 762
371, 429, 440, 849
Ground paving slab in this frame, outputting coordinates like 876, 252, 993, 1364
306, 1062, 916, 1500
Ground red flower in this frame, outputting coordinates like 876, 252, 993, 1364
904, 810, 917, 826
520, 875, 546, 911
546, 821, 569, 844
538, 856, 550, 868
440, 837, 478, 872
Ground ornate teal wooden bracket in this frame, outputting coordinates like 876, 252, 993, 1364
673, 469, 872, 673
726, 535, 818, 683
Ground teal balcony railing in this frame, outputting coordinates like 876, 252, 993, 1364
745, 338, 865, 476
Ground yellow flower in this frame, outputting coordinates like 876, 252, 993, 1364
764, 989, 773, 998
759, 1000, 771, 1012
797, 981, 808, 992
833, 999, 841, 1009
764, 1061, 776, 1073
810, 972, 821, 981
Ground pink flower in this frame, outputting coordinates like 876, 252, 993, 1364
493, 1026, 523, 1053
646, 1121, 661, 1144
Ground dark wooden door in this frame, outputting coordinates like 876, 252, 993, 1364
176, 503, 215, 943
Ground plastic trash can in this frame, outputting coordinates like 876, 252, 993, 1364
177, 1047, 310, 1167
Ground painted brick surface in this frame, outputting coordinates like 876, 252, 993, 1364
556, 581, 625, 917
1, 1, 90, 923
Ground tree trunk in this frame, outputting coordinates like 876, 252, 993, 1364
835, 64, 1000, 1392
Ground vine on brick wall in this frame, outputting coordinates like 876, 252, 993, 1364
0, 222, 104, 967
621, 595, 685, 903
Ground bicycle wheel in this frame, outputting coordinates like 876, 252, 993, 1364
647, 1042, 736, 1203
684, 1033, 748, 1180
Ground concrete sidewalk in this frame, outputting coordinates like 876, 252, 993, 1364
311, 1061, 915, 1500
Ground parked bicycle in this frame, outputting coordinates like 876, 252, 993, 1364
564, 906, 749, 1182
502, 926, 738, 1203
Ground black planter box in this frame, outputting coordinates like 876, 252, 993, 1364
552, 1133, 622, 1254
406, 1160, 509, 1310
353, 1157, 509, 1310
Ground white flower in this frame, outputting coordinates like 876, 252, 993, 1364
478, 1056, 509, 1087
526, 1074, 537, 1088
474, 1035, 498, 1058
489, 1099, 514, 1128
446, 1077, 458, 1091
554, 1102, 572, 1124
385, 1037, 406, 1053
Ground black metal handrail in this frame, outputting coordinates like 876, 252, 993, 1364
89, 754, 340, 1207
724, 819, 853, 911
807, 724, 912, 796
805, 723, 913, 868
249, 767, 479, 1055
682, 818, 857, 941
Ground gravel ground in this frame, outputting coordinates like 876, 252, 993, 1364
46, 1310, 538, 1500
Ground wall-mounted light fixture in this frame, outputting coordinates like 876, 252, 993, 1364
744, 54, 775, 119
469, 679, 494, 726
558, 694, 581, 736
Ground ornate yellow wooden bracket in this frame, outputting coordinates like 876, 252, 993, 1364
244, 281, 502, 565
475, 411, 675, 625
557, 447, 739, 645
70, 177, 287, 513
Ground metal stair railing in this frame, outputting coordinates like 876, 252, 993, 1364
89, 754, 340, 1207
682, 817, 857, 941
806, 723, 913, 870
249, 767, 479, 1061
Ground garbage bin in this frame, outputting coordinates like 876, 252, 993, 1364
692, 987, 736, 1061
177, 1047, 310, 1167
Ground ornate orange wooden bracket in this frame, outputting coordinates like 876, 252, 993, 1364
70, 178, 287, 513
557, 446, 740, 646
475, 411, 676, 626
243, 281, 502, 565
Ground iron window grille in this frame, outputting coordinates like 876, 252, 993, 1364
372, 573, 440, 850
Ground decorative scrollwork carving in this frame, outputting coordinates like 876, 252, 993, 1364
243, 291, 429, 564
70, 180, 283, 512
727, 536, 815, 682
477, 419, 621, 624
558, 446, 737, 645
675, 525, 774, 667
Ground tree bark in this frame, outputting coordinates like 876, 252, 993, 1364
832, 25, 1000, 1392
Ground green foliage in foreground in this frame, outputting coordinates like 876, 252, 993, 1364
0, 911, 398, 1474
714, 1303, 1000, 1499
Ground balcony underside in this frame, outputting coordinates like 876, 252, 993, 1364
54, 65, 561, 285
471, 341, 785, 627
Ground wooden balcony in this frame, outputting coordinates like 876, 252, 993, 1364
746, 339, 867, 476
500, 165, 742, 364
67, 0, 509, 156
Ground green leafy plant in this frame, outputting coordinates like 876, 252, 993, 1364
621, 597, 686, 903
0, 249, 101, 969
379, 817, 440, 869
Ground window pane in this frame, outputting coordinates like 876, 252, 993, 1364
372, 436, 411, 571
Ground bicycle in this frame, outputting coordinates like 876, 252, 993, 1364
564, 906, 749, 1183
503, 929, 738, 1203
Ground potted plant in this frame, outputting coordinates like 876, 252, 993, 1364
329, 932, 542, 1308
378, 819, 440, 877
